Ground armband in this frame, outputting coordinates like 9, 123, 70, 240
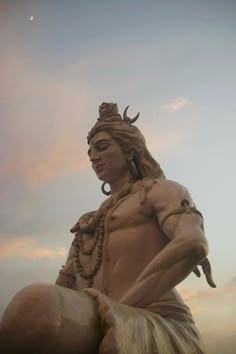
160, 199, 203, 229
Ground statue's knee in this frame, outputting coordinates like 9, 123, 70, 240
0, 283, 60, 353
0, 283, 102, 354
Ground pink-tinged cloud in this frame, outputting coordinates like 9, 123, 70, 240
2, 136, 90, 186
160, 97, 192, 113
177, 281, 236, 303
0, 44, 95, 186
0, 237, 66, 259
177, 282, 236, 353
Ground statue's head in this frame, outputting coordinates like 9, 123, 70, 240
87, 102, 165, 182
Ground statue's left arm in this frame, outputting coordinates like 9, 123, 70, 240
120, 180, 214, 307
55, 241, 76, 289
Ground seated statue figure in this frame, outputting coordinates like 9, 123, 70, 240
0, 102, 216, 354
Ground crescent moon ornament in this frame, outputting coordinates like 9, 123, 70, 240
123, 106, 140, 124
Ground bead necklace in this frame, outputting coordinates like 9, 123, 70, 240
74, 213, 105, 287
73, 178, 157, 288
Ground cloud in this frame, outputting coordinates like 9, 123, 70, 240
177, 281, 236, 353
1, 136, 90, 186
0, 237, 66, 259
160, 97, 192, 113
178, 280, 236, 303
0, 38, 194, 187
0, 44, 94, 186
146, 129, 190, 154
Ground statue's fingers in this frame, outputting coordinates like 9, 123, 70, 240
70, 221, 80, 233
193, 267, 201, 278
205, 272, 216, 288
202, 258, 217, 288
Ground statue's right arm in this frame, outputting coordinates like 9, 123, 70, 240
55, 241, 77, 289
120, 180, 210, 306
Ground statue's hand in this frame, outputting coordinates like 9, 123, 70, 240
193, 257, 216, 288
70, 220, 80, 233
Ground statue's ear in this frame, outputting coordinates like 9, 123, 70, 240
126, 150, 134, 162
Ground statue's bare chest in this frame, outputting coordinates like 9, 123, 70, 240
106, 193, 153, 232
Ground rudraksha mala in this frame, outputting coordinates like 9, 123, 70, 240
74, 213, 105, 287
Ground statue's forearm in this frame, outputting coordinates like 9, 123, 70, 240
120, 233, 208, 307
139, 229, 208, 281
55, 243, 76, 289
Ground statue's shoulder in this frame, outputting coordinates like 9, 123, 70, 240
70, 210, 96, 233
78, 210, 96, 223
152, 179, 188, 194
147, 179, 193, 207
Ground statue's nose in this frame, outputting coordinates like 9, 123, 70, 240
89, 149, 100, 162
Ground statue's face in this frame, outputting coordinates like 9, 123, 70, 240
88, 131, 130, 184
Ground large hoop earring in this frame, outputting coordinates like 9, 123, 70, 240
101, 182, 111, 196
130, 160, 140, 179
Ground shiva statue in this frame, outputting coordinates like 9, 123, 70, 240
0, 103, 216, 354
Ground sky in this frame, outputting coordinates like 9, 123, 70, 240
0, 0, 236, 352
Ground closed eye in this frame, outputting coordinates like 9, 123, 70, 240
88, 139, 112, 156
97, 144, 109, 151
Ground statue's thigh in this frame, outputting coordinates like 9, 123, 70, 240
0, 283, 102, 354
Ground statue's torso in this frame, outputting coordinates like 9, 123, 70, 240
76, 186, 185, 309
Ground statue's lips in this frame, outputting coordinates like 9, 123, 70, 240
94, 164, 105, 173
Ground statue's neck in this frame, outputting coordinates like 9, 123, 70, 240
110, 174, 138, 195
